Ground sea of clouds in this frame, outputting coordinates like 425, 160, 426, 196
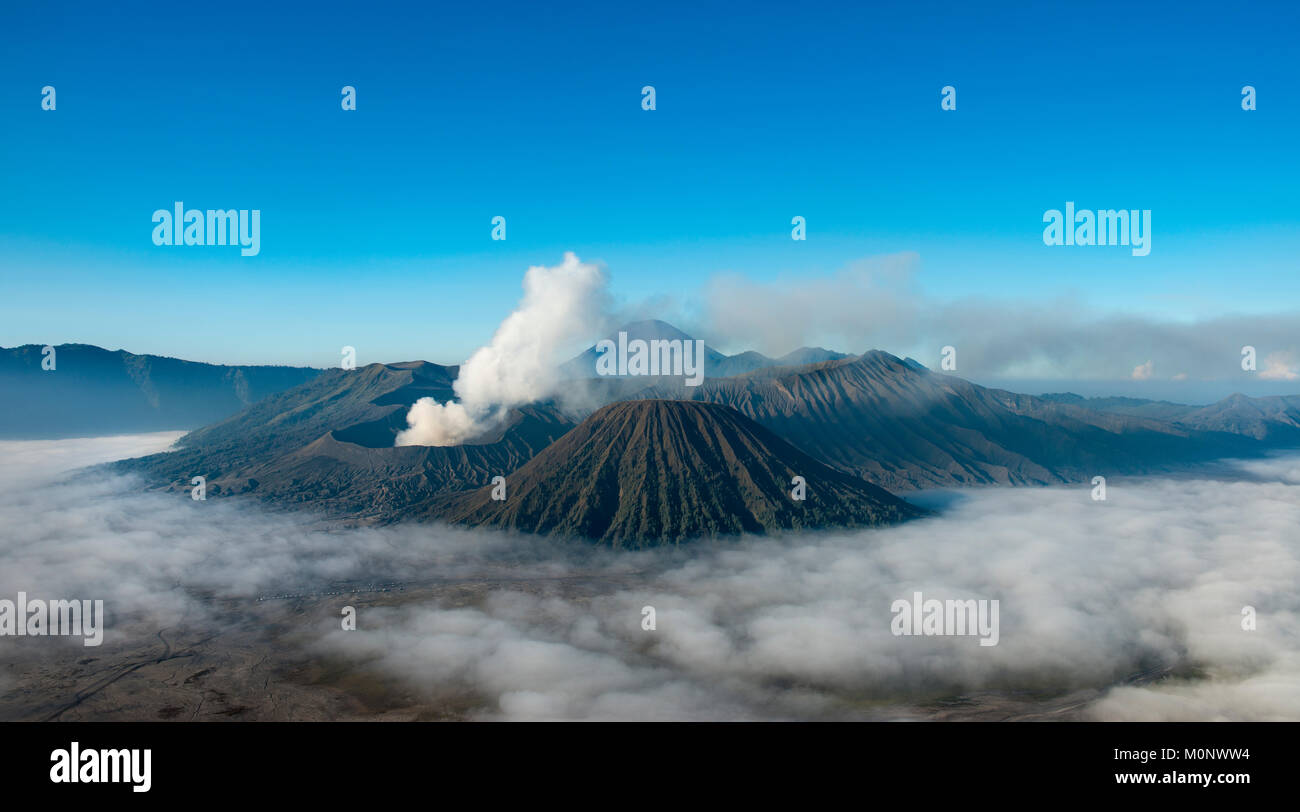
0, 433, 1296, 721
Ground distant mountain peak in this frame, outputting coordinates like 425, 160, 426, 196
0, 343, 322, 439
562, 321, 862, 382
615, 318, 697, 339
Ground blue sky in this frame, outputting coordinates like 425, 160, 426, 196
1, 0, 1297, 369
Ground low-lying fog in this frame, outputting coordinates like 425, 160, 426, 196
1, 433, 1296, 721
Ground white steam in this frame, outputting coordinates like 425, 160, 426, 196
396, 252, 609, 446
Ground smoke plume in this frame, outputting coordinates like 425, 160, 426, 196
396, 253, 609, 446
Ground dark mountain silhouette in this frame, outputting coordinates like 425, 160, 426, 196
114, 360, 574, 519
0, 344, 321, 438
635, 350, 1277, 490
437, 400, 925, 547
110, 341, 1300, 540
116, 365, 924, 539
205, 404, 571, 519
179, 360, 458, 454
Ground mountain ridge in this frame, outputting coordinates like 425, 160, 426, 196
92, 328, 1300, 543
0, 343, 322, 438
633, 349, 1279, 489
435, 399, 926, 546
561, 320, 849, 381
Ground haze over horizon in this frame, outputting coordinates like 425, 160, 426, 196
6, 306, 1300, 405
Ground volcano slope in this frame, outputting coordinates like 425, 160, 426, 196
0, 342, 321, 438
113, 350, 1288, 533
635, 350, 1269, 490
112, 361, 575, 521
436, 399, 927, 547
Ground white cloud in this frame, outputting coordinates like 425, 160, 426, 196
2, 435, 1298, 720
1259, 351, 1300, 381
694, 254, 1300, 385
